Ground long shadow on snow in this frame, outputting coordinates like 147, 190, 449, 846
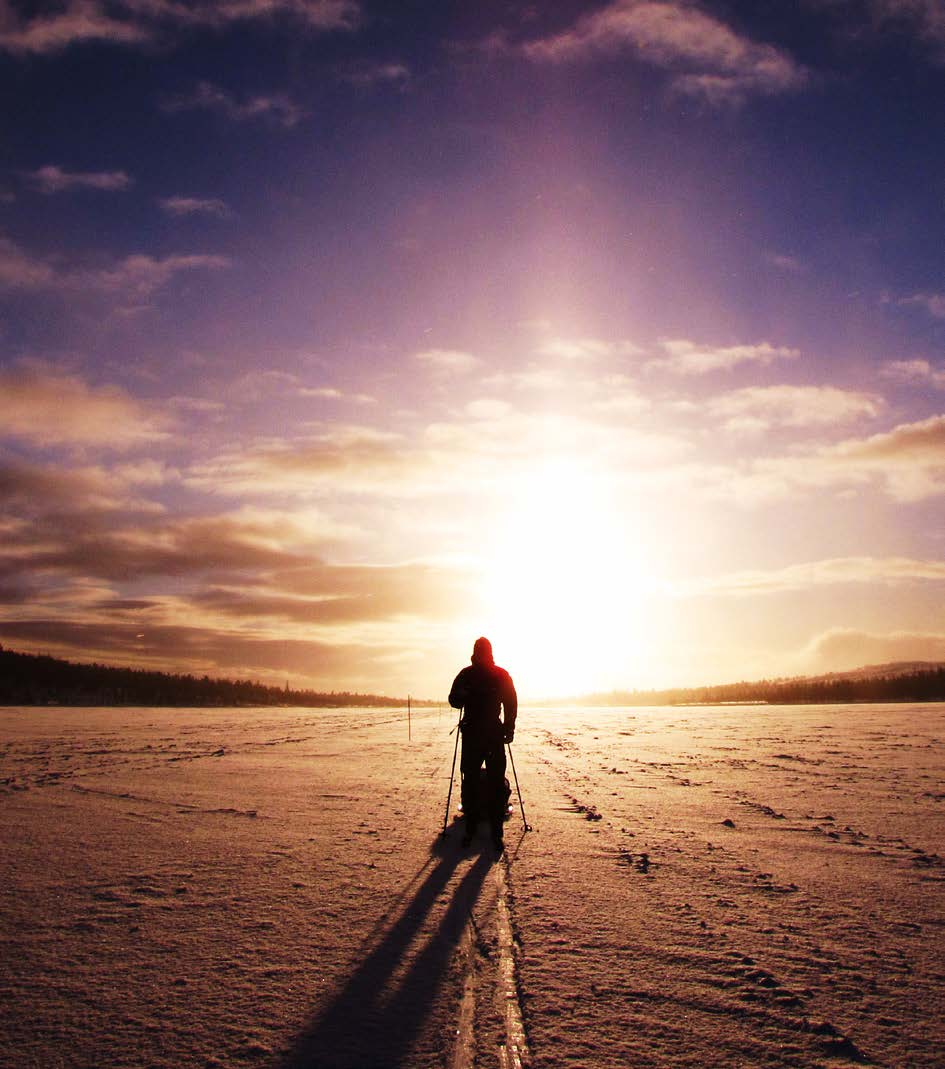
278, 836, 492, 1069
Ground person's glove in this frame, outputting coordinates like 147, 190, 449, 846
503, 726, 514, 744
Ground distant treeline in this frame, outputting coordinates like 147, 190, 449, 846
577, 667, 945, 707
0, 647, 426, 708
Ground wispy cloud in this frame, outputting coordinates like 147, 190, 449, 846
535, 335, 642, 360
88, 252, 231, 296
0, 0, 360, 56
708, 384, 882, 434
0, 1, 148, 54
464, 398, 513, 420
765, 251, 806, 273
187, 426, 419, 497
0, 511, 308, 584
414, 348, 481, 373
338, 60, 410, 88
0, 457, 156, 514
881, 358, 945, 388
189, 559, 471, 625
162, 81, 306, 128
225, 369, 374, 405
159, 195, 231, 218
522, 0, 808, 103
804, 626, 945, 671
298, 386, 375, 404
712, 413, 945, 504
897, 291, 945, 318
650, 338, 799, 374
678, 556, 945, 597
25, 164, 133, 193
0, 234, 230, 296
0, 236, 56, 289
830, 412, 945, 464
859, 1, 945, 56
0, 362, 170, 448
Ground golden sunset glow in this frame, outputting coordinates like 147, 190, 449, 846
477, 462, 656, 696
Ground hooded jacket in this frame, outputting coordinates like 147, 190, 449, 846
449, 640, 517, 737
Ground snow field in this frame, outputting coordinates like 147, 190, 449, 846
1, 702, 943, 1067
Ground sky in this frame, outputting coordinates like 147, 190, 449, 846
2, 0, 945, 699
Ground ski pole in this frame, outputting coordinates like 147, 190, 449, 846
506, 741, 531, 831
441, 711, 462, 837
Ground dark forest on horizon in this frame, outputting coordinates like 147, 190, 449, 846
0, 647, 433, 708
573, 665, 945, 707
2, 645, 945, 709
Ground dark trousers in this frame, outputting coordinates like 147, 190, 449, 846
460, 726, 507, 835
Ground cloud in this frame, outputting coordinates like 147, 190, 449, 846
650, 338, 799, 374
0, 0, 360, 55
830, 413, 945, 465
414, 348, 481, 373
25, 165, 133, 193
0, 235, 230, 296
159, 195, 231, 218
190, 396, 691, 506
591, 380, 650, 416
765, 251, 806, 273
881, 359, 945, 388
0, 363, 169, 448
0, 617, 386, 689
87, 252, 231, 296
338, 60, 410, 87
483, 366, 575, 392
707, 413, 945, 504
0, 1, 149, 53
0, 457, 150, 514
465, 398, 513, 420
708, 385, 882, 433
804, 626, 945, 672
522, 0, 808, 102
535, 335, 642, 361
865, 0, 945, 54
678, 556, 945, 597
162, 82, 306, 128
0, 236, 56, 289
188, 426, 421, 497
190, 559, 473, 625
223, 369, 374, 406
298, 385, 375, 404
804, 414, 945, 500
0, 511, 313, 584
897, 291, 945, 318
228, 369, 305, 399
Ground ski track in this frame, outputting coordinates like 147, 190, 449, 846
0, 703, 943, 1067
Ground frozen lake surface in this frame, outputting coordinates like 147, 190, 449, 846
1, 702, 942, 1067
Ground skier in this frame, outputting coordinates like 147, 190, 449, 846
448, 636, 517, 852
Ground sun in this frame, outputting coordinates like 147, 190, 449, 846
477, 460, 656, 697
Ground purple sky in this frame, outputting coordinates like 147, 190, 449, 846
2, 1, 945, 697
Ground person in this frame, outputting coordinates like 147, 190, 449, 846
448, 636, 517, 852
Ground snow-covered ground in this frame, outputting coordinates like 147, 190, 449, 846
1, 702, 942, 1068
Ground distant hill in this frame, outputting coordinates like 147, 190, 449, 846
573, 661, 945, 707
0, 646, 430, 708
801, 661, 945, 683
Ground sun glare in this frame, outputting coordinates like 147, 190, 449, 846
478, 462, 655, 697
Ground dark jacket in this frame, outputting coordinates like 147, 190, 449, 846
449, 661, 517, 737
